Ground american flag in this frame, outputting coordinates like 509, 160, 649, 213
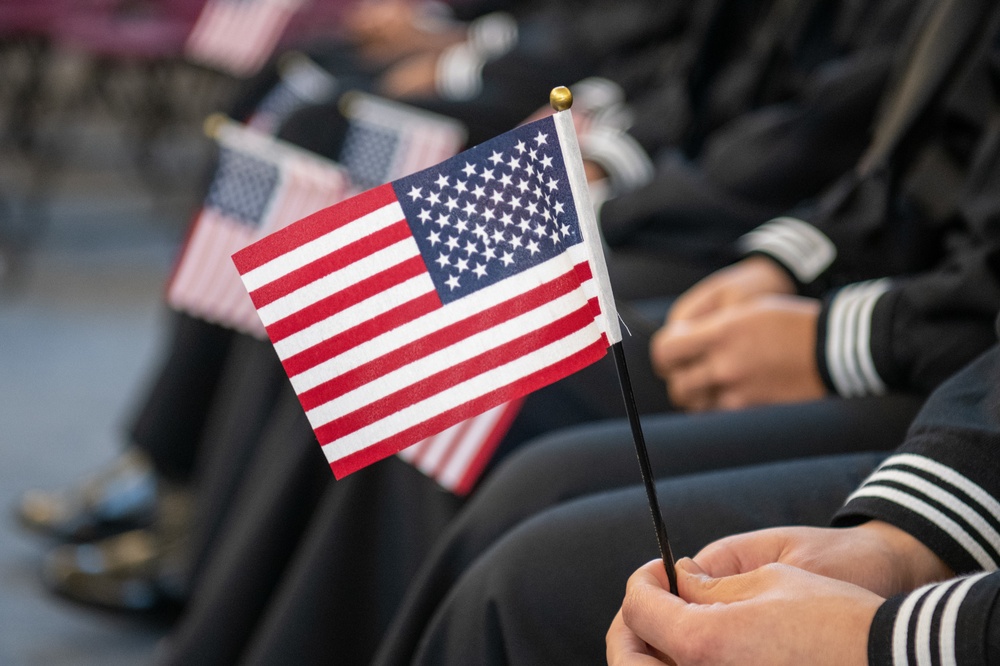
167, 118, 350, 337
233, 112, 621, 480
246, 53, 339, 134
397, 398, 523, 495
339, 91, 467, 191
185, 0, 304, 77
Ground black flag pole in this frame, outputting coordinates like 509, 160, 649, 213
550, 86, 678, 594
611, 342, 678, 595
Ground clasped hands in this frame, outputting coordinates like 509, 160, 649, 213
650, 256, 826, 412
607, 521, 954, 665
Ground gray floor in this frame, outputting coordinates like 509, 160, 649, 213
0, 74, 218, 664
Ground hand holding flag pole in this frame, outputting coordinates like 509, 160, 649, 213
549, 86, 679, 595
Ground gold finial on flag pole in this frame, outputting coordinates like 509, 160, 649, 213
203, 112, 228, 139
550, 86, 573, 112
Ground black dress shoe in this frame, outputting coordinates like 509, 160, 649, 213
41, 482, 192, 614
16, 448, 158, 542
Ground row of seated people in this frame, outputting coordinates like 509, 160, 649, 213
14, 0, 1000, 663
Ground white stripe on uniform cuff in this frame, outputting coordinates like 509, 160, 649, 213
579, 125, 654, 193
436, 42, 484, 101
738, 216, 837, 283
825, 279, 891, 397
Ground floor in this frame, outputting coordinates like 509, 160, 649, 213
0, 50, 223, 665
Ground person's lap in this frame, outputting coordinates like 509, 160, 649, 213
410, 450, 890, 665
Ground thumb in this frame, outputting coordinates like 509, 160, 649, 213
676, 557, 760, 605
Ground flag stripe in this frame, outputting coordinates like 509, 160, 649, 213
313, 307, 600, 446
277, 275, 437, 367
297, 276, 591, 411
426, 418, 477, 478
264, 254, 429, 342
329, 339, 606, 477
249, 221, 412, 308
286, 260, 593, 393
234, 184, 397, 278
286, 261, 589, 393
281, 292, 440, 377
450, 398, 523, 495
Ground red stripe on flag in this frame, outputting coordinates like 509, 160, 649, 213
233, 183, 397, 273
296, 267, 587, 410
313, 304, 599, 445
281, 292, 441, 377
264, 255, 428, 342
451, 397, 524, 496
247, 220, 411, 308
427, 418, 476, 479
329, 339, 608, 478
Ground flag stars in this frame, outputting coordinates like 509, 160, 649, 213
509, 195, 522, 211
435, 174, 450, 189
490, 228, 506, 245
463, 239, 479, 255
540, 155, 554, 169
526, 239, 540, 255
488, 151, 504, 166
407, 186, 423, 201
534, 131, 548, 146
483, 245, 498, 261
427, 191, 441, 205
560, 222, 572, 237
546, 177, 559, 192
455, 256, 470, 272
445, 274, 461, 290
454, 218, 470, 233
490, 191, 504, 205
500, 251, 515, 266
417, 209, 432, 223
463, 201, 477, 217
434, 213, 450, 228
525, 201, 539, 216
444, 196, 459, 211
517, 216, 532, 234
506, 155, 520, 172
435, 252, 451, 268
472, 184, 486, 199
499, 173, 513, 188
445, 236, 461, 251
462, 162, 477, 177
482, 207, 496, 222
516, 179, 530, 194
428, 230, 442, 246
473, 263, 488, 278
481, 168, 496, 183
554, 201, 565, 215
455, 179, 469, 194
501, 212, 513, 226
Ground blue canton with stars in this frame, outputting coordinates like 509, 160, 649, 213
205, 147, 280, 227
341, 122, 399, 191
392, 116, 582, 304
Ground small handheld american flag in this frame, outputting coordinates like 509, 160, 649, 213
233, 109, 621, 480
167, 117, 351, 338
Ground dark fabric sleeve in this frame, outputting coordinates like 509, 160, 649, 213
868, 572, 1000, 666
833, 344, 1000, 574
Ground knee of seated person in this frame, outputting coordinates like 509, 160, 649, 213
477, 423, 606, 501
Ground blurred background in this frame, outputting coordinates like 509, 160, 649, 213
0, 2, 310, 662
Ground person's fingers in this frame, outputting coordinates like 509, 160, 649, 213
665, 361, 718, 412
649, 319, 716, 375
620, 563, 688, 662
607, 610, 675, 666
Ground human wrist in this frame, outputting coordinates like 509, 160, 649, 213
855, 520, 954, 594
